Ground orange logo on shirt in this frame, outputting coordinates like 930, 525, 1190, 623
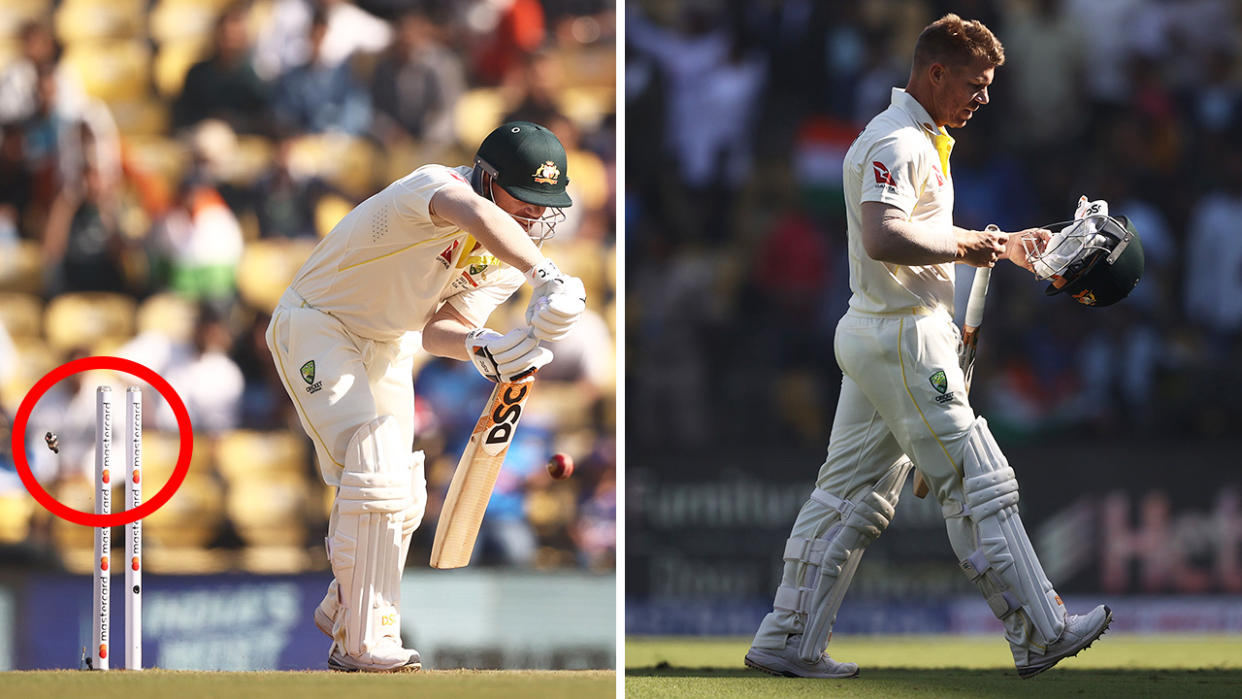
872, 161, 896, 186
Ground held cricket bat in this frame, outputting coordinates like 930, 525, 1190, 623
430, 373, 536, 568
914, 256, 994, 499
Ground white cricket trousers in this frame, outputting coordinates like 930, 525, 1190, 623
753, 306, 980, 647
265, 289, 417, 487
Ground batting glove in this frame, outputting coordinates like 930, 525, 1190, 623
524, 259, 587, 342
465, 327, 551, 383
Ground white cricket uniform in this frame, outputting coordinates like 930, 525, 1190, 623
265, 164, 524, 486
753, 88, 979, 647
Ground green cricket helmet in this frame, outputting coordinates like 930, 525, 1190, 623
1033, 214, 1144, 307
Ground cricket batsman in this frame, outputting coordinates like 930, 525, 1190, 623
265, 121, 586, 672
744, 15, 1139, 679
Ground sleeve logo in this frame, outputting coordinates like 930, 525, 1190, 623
872, 161, 896, 186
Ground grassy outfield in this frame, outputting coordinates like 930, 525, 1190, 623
1, 669, 616, 699
627, 635, 1242, 698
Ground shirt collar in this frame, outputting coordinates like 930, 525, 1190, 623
890, 87, 954, 175
890, 87, 941, 136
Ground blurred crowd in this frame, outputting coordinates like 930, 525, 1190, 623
0, 0, 615, 574
627, 0, 1242, 454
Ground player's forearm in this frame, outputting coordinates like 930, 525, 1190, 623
431, 187, 544, 275
862, 214, 961, 266
422, 315, 471, 361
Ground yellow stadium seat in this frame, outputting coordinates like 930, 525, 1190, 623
217, 430, 311, 547
228, 134, 274, 186
154, 39, 207, 98
216, 429, 308, 480
543, 237, 606, 307
381, 139, 423, 184
149, 0, 225, 46
237, 545, 313, 574
49, 477, 95, 562
124, 135, 190, 191
109, 98, 171, 137
139, 431, 224, 549
0, 337, 56, 412
527, 381, 594, 432
44, 292, 137, 353
286, 134, 379, 200
61, 40, 151, 102
560, 86, 615, 130
454, 88, 506, 152
0, 492, 34, 544
0, 240, 44, 295
314, 194, 353, 238
0, 40, 21, 71
136, 292, 198, 343
55, 0, 145, 43
567, 147, 610, 211
603, 298, 616, 338
0, 292, 42, 339
557, 44, 615, 89
236, 238, 316, 313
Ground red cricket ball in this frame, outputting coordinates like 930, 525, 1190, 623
547, 452, 574, 480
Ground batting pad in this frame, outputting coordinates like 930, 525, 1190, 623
332, 416, 413, 657
958, 417, 1066, 647
770, 461, 912, 662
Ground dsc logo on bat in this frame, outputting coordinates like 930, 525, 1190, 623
481, 384, 529, 455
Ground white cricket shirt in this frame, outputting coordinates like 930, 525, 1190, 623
288, 164, 524, 342
843, 87, 957, 315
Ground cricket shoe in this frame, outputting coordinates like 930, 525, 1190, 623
1014, 604, 1112, 679
328, 638, 422, 673
744, 635, 859, 678
314, 579, 339, 637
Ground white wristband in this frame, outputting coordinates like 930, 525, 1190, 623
525, 258, 560, 286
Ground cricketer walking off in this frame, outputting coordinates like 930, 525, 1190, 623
265, 121, 586, 672
744, 14, 1118, 680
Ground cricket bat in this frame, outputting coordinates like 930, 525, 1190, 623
430, 373, 536, 568
914, 255, 994, 499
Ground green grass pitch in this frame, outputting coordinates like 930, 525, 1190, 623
0, 669, 616, 699
627, 635, 1242, 697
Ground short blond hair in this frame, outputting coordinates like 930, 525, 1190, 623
913, 13, 1004, 69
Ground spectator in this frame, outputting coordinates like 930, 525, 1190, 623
473, 0, 548, 86
249, 132, 348, 239
155, 305, 245, 434
173, 4, 273, 135
1184, 143, 1242, 349
999, 0, 1087, 150
0, 20, 86, 126
149, 178, 244, 305
40, 152, 128, 295
254, 0, 393, 80
20, 63, 70, 228
370, 8, 465, 148
273, 9, 372, 136
0, 126, 30, 243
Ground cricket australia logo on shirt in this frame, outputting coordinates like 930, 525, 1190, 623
929, 370, 954, 404
300, 360, 323, 394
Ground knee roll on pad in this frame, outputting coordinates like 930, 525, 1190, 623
332, 416, 413, 656
959, 417, 1065, 645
